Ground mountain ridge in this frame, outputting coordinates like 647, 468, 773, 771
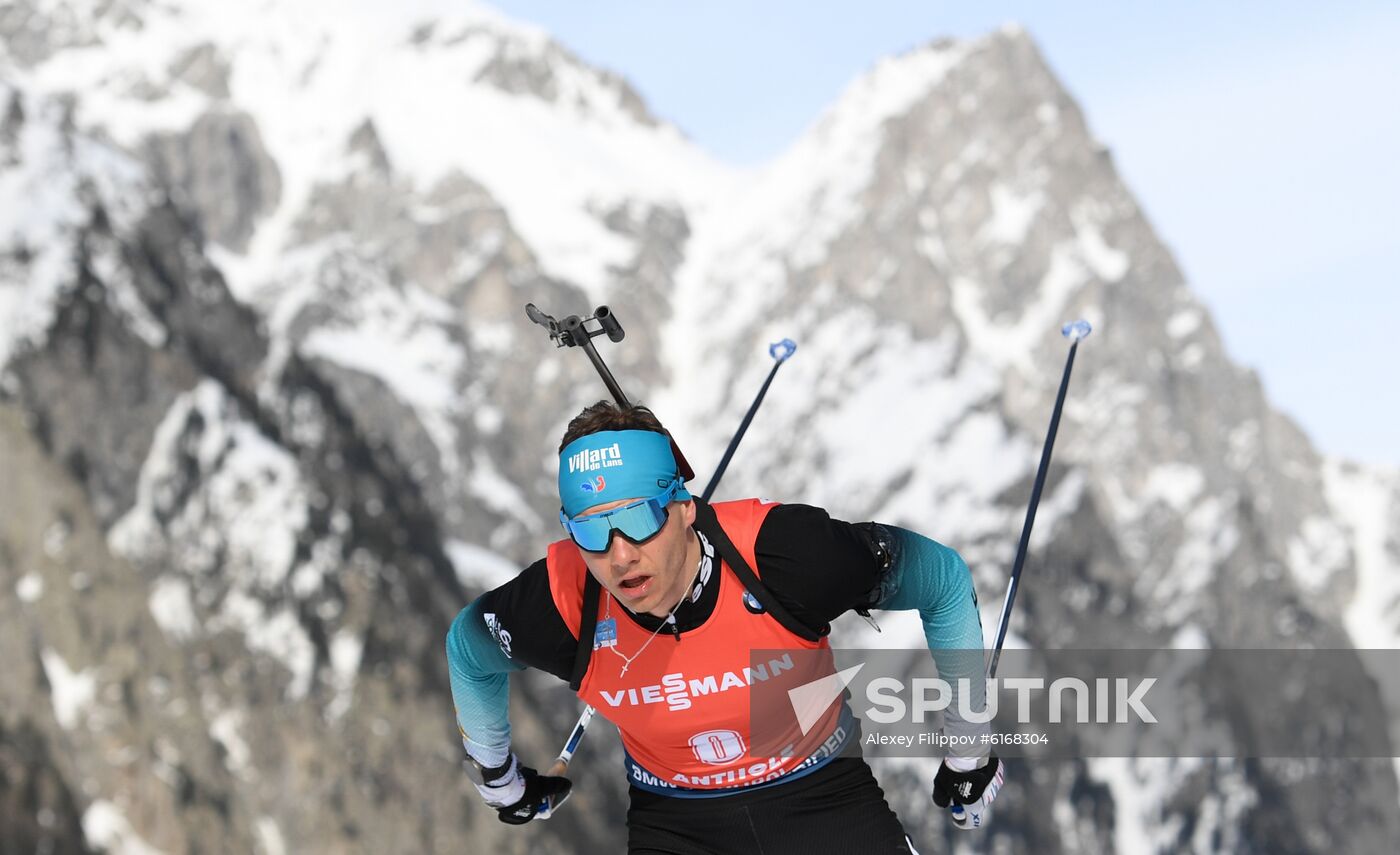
2, 3, 1396, 852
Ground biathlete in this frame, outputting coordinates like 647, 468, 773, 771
446, 402, 1004, 853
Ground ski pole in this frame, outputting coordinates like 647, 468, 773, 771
525, 303, 636, 818
534, 333, 798, 817
949, 319, 1091, 830
702, 338, 796, 502
536, 706, 594, 818
986, 319, 1091, 677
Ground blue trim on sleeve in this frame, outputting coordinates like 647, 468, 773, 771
874, 527, 985, 652
446, 599, 524, 767
872, 527, 989, 747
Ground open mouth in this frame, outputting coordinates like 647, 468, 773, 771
618, 575, 652, 597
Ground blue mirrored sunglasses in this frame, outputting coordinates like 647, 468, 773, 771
560, 480, 683, 553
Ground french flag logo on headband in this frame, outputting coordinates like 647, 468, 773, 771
580, 475, 606, 494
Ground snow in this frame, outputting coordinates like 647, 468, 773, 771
90, 240, 168, 349
473, 402, 505, 435
16, 573, 44, 603
1142, 463, 1205, 514
1084, 758, 1248, 855
794, 322, 979, 499
662, 37, 986, 405
255, 817, 287, 855
1284, 515, 1351, 592
446, 539, 521, 590
209, 709, 251, 775
326, 628, 364, 720
1323, 460, 1400, 649
82, 800, 167, 855
148, 576, 198, 640
0, 84, 148, 368
1085, 757, 1160, 855
1087, 758, 1257, 855
1027, 469, 1088, 552
110, 379, 319, 699
1166, 309, 1202, 339
43, 520, 71, 556
297, 278, 466, 478
241, 2, 711, 291
851, 401, 1035, 558
232, 600, 317, 700
1071, 200, 1131, 282
1073, 221, 1130, 283
1170, 624, 1210, 650
676, 38, 970, 320
110, 380, 310, 591
1157, 495, 1240, 622
290, 534, 344, 599
980, 183, 1045, 246
10, 0, 733, 305
468, 448, 544, 532
949, 239, 1088, 374
39, 648, 96, 730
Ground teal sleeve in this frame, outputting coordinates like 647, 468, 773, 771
446, 599, 524, 767
873, 526, 990, 749
873, 527, 985, 650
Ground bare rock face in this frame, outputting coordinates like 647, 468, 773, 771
473, 32, 660, 128
0, 402, 260, 855
168, 42, 232, 99
145, 110, 282, 252
9, 200, 266, 526
1, 89, 24, 165
0, 0, 143, 68
0, 90, 618, 851
0, 713, 95, 854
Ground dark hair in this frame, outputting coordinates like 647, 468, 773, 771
559, 401, 668, 452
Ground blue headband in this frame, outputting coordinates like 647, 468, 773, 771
558, 429, 691, 519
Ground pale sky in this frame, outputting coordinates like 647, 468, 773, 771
492, 1, 1400, 468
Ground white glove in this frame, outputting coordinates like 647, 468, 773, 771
474, 753, 526, 807
466, 751, 573, 825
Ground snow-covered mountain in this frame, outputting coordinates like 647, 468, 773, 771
2, 2, 1397, 853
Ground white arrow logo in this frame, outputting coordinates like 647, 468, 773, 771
786, 663, 866, 735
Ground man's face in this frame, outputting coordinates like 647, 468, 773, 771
577, 497, 698, 618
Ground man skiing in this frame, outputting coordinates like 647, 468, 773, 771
446, 401, 1004, 853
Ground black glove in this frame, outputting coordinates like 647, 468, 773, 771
474, 753, 572, 826
931, 755, 1003, 830
495, 765, 572, 825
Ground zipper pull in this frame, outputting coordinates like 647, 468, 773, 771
668, 615, 681, 641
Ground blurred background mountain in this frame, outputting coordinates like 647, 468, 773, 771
1, 2, 1397, 853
